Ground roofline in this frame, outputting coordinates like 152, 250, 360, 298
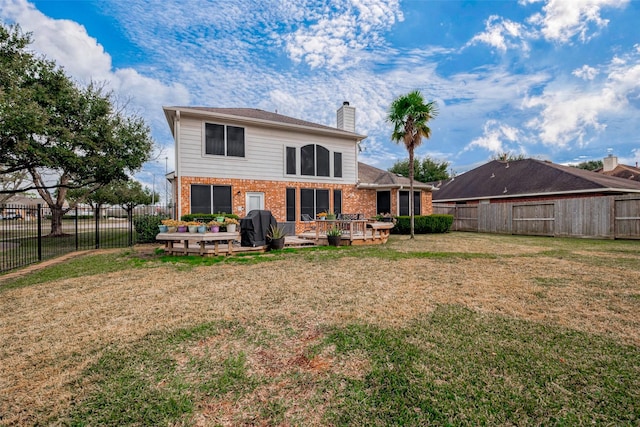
163, 106, 367, 141
434, 187, 640, 203
357, 183, 436, 191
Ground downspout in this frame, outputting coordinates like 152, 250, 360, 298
174, 110, 181, 219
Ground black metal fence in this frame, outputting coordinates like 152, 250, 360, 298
0, 203, 171, 273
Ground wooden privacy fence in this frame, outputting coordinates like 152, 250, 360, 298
433, 194, 640, 239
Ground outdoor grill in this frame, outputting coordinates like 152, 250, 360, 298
240, 210, 277, 247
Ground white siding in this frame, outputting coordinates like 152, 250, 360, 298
178, 116, 358, 184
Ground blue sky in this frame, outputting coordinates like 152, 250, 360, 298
2, 0, 640, 197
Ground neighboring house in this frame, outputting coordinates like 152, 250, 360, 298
0, 194, 45, 220
432, 158, 640, 239
432, 158, 640, 204
164, 102, 434, 232
596, 154, 640, 183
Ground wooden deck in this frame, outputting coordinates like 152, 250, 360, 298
156, 221, 393, 256
298, 220, 394, 245
156, 233, 316, 256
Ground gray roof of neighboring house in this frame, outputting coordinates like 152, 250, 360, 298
163, 106, 366, 140
597, 164, 640, 182
1, 195, 44, 206
432, 158, 640, 202
358, 162, 434, 190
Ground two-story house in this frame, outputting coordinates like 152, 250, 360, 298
164, 102, 434, 233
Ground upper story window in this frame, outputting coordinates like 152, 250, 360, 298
334, 152, 342, 178
286, 147, 296, 175
205, 123, 245, 157
288, 144, 340, 178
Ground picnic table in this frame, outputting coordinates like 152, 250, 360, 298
156, 231, 240, 256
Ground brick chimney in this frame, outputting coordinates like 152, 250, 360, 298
337, 101, 356, 132
603, 154, 618, 172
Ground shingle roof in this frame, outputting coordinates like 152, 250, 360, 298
358, 162, 433, 189
433, 159, 640, 202
597, 164, 640, 182
165, 106, 365, 138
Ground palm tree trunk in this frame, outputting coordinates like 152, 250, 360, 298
409, 147, 415, 239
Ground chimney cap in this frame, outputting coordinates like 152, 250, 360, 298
343, 101, 350, 106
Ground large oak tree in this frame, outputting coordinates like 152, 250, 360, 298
0, 24, 154, 236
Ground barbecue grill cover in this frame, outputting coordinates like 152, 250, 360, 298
240, 210, 277, 247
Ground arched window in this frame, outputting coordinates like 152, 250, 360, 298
299, 144, 333, 177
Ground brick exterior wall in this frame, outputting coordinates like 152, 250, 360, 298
179, 176, 433, 233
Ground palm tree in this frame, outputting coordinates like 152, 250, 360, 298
387, 90, 438, 238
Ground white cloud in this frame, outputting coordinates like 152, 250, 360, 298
467, 15, 529, 53
1, 0, 190, 103
524, 90, 611, 147
1, 0, 112, 82
572, 65, 599, 80
525, 0, 628, 43
471, 0, 629, 53
467, 120, 524, 154
283, 0, 403, 70
607, 58, 640, 97
523, 48, 640, 147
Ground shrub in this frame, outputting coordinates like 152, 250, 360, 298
133, 215, 167, 243
392, 214, 453, 234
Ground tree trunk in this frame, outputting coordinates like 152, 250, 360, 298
29, 168, 71, 237
409, 147, 415, 239
49, 205, 68, 236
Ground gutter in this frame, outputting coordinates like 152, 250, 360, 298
357, 183, 436, 191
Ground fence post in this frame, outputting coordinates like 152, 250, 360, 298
75, 206, 79, 251
128, 209, 134, 246
37, 203, 42, 262
95, 206, 100, 249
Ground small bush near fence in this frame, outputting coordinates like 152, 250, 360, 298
134, 215, 167, 243
180, 213, 240, 222
392, 215, 454, 234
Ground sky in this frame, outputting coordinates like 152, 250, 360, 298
2, 0, 640, 199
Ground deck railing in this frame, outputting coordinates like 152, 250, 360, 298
315, 219, 368, 242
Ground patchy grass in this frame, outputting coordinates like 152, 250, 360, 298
0, 250, 145, 291
322, 306, 640, 425
49, 306, 640, 426
1, 232, 639, 425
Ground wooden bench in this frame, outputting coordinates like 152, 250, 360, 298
156, 232, 240, 256
366, 221, 395, 242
